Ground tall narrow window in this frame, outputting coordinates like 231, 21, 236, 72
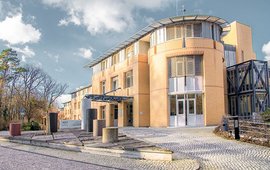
101, 81, 106, 94
211, 25, 215, 40
101, 106, 106, 119
176, 58, 184, 76
185, 25, 192, 37
193, 23, 202, 37
125, 70, 133, 88
112, 76, 119, 90
101, 60, 107, 70
166, 26, 175, 41
195, 56, 202, 76
176, 26, 182, 38
186, 57, 195, 76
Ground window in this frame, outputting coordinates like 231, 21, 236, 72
125, 70, 133, 88
166, 26, 175, 41
186, 57, 195, 76
185, 25, 192, 37
195, 56, 202, 76
150, 31, 156, 47
127, 46, 134, 58
111, 76, 119, 90
101, 106, 106, 119
193, 23, 202, 37
114, 105, 118, 119
101, 81, 106, 94
170, 56, 202, 77
101, 60, 107, 70
176, 25, 182, 38
211, 24, 215, 40
176, 58, 184, 76
112, 54, 119, 65
170, 95, 176, 116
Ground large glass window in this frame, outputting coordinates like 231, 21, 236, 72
175, 25, 182, 38
170, 95, 176, 116
166, 26, 175, 41
186, 57, 195, 76
176, 58, 184, 76
169, 56, 202, 77
193, 23, 202, 37
112, 76, 119, 90
185, 24, 192, 37
125, 70, 133, 88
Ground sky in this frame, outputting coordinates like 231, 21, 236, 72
0, 0, 270, 104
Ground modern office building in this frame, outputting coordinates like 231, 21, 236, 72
86, 15, 257, 127
63, 85, 92, 120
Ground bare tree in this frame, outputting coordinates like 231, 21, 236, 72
40, 74, 68, 113
15, 65, 46, 122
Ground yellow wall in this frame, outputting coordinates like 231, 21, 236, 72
149, 38, 225, 126
222, 21, 256, 63
91, 41, 150, 127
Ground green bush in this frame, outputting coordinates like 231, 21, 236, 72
22, 121, 41, 131
261, 108, 270, 123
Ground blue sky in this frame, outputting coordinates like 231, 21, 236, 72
0, 0, 270, 95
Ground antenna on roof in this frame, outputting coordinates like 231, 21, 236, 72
181, 5, 186, 15
176, 0, 186, 16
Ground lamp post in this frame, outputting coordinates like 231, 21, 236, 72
20, 108, 25, 127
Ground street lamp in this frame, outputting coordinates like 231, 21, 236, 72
20, 108, 25, 126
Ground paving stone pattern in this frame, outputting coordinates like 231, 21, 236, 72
0, 142, 198, 170
121, 127, 270, 170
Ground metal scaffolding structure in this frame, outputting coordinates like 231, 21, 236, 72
227, 60, 269, 117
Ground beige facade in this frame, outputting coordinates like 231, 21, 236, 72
63, 85, 92, 120
87, 15, 256, 128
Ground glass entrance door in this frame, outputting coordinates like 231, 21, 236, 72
177, 99, 186, 126
187, 99, 196, 126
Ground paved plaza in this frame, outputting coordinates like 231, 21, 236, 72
121, 127, 270, 170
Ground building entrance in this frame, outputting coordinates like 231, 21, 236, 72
170, 94, 203, 127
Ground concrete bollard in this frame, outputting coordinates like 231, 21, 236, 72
93, 119, 106, 137
102, 127, 118, 143
9, 123, 21, 136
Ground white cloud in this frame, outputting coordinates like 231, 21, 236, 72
56, 94, 71, 108
0, 13, 41, 44
75, 47, 94, 59
55, 67, 64, 72
44, 51, 60, 63
42, 0, 170, 35
262, 41, 270, 61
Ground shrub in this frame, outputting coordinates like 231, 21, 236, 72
22, 121, 41, 131
261, 108, 270, 123
0, 118, 9, 131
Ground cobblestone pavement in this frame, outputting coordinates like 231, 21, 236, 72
0, 141, 198, 170
120, 127, 270, 170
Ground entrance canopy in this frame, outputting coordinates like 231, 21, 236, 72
84, 94, 133, 103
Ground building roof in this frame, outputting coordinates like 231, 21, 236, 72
85, 15, 229, 68
70, 84, 92, 94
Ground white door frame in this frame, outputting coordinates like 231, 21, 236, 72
176, 99, 186, 127
187, 98, 196, 126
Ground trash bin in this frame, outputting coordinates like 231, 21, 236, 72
86, 109, 97, 132
49, 112, 58, 133
9, 123, 21, 136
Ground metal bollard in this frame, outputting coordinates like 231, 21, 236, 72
233, 116, 240, 140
